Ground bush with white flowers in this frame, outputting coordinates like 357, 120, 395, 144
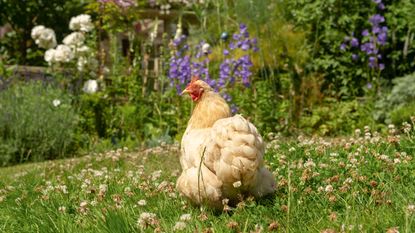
32, 14, 99, 93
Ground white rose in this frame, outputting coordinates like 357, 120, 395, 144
54, 45, 74, 63
69, 14, 94, 32
44, 48, 56, 63
82, 79, 98, 94
63, 32, 85, 46
32, 27, 57, 49
76, 45, 90, 55
31, 25, 45, 39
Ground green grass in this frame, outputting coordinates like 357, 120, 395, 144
1, 131, 415, 232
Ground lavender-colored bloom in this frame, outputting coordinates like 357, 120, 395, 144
229, 42, 236, 50
340, 43, 347, 51
378, 3, 385, 10
367, 83, 373, 89
369, 14, 385, 26
230, 104, 238, 114
351, 54, 359, 61
362, 29, 370, 37
233, 34, 241, 41
114, 0, 136, 8
350, 38, 359, 47
368, 56, 377, 68
372, 0, 381, 3
372, 26, 381, 34
379, 63, 385, 70
377, 32, 387, 45
223, 49, 230, 56
241, 39, 250, 51
222, 93, 232, 102
148, 0, 156, 7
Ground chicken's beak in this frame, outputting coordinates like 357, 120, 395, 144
181, 88, 190, 96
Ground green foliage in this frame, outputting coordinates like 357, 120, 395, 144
232, 80, 290, 134
385, 0, 415, 77
0, 82, 80, 166
299, 99, 375, 135
390, 102, 415, 126
374, 72, 415, 123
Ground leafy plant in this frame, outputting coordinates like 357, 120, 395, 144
374, 72, 415, 123
0, 82, 79, 166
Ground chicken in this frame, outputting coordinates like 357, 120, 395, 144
176, 77, 276, 209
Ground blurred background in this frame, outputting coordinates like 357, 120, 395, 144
0, 0, 414, 166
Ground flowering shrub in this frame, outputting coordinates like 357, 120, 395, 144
340, 0, 388, 71
168, 23, 258, 111
31, 14, 98, 92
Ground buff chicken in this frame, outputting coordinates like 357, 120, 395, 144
176, 77, 275, 209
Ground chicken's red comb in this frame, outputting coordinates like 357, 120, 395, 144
191, 76, 199, 83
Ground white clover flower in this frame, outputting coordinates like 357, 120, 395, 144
304, 159, 316, 168
232, 181, 242, 188
325, 185, 334, 193
82, 79, 98, 94
137, 199, 147, 206
407, 204, 415, 214
179, 213, 191, 221
63, 32, 85, 46
80, 200, 88, 208
99, 184, 108, 193
173, 221, 187, 231
54, 44, 74, 63
69, 14, 94, 32
137, 212, 158, 229
52, 99, 61, 107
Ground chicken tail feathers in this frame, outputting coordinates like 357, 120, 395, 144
204, 114, 274, 198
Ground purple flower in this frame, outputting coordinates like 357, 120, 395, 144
369, 14, 385, 26
368, 56, 377, 68
367, 83, 373, 89
378, 3, 385, 10
241, 40, 250, 51
352, 54, 359, 61
350, 38, 359, 47
372, 0, 381, 3
377, 34, 387, 45
362, 29, 370, 37
230, 104, 238, 114
340, 43, 347, 51
115, 0, 136, 8
223, 49, 230, 56
379, 63, 385, 70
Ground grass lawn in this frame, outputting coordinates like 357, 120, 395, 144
1, 130, 415, 232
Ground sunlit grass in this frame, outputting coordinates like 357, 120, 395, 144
1, 127, 415, 232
